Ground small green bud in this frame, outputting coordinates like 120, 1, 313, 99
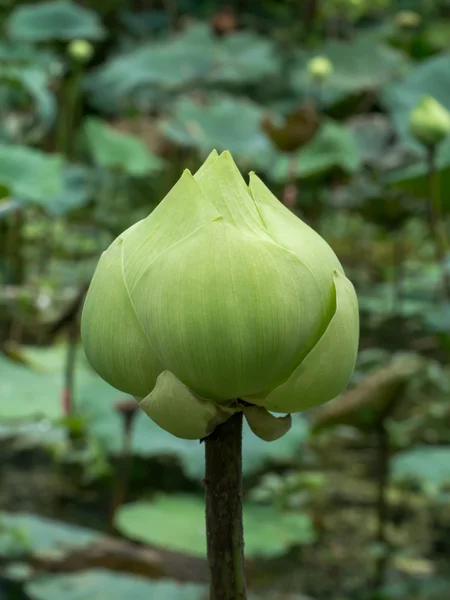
68, 39, 94, 63
308, 56, 334, 82
81, 151, 359, 439
409, 96, 450, 148
395, 10, 421, 29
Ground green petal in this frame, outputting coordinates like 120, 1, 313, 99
130, 218, 326, 402
258, 270, 359, 413
139, 371, 232, 440
81, 238, 163, 397
122, 169, 220, 291
195, 151, 267, 236
193, 149, 219, 179
244, 406, 292, 441
249, 172, 342, 321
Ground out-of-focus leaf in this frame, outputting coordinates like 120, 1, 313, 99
313, 354, 425, 432
27, 570, 206, 600
6, 0, 105, 42
0, 513, 102, 558
291, 37, 409, 106
162, 95, 274, 167
211, 31, 280, 84
269, 120, 360, 182
385, 138, 450, 210
86, 24, 213, 112
116, 495, 315, 558
383, 52, 450, 149
44, 164, 95, 216
83, 118, 163, 176
393, 446, 450, 490
347, 114, 393, 165
0, 144, 63, 205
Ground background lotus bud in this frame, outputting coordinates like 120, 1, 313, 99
409, 96, 450, 148
68, 39, 94, 63
395, 10, 421, 29
81, 150, 359, 439
308, 56, 334, 82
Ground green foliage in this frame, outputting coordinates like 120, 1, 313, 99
392, 446, 450, 492
0, 512, 102, 558
0, 144, 63, 206
116, 494, 315, 558
26, 570, 206, 600
6, 1, 105, 42
83, 118, 164, 176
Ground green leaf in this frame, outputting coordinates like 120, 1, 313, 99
116, 494, 315, 558
6, 0, 105, 42
27, 571, 206, 600
0, 513, 102, 559
211, 31, 280, 84
44, 164, 95, 216
269, 121, 361, 182
162, 94, 274, 166
83, 118, 164, 176
383, 52, 450, 149
292, 37, 409, 106
86, 24, 213, 112
0, 144, 63, 205
393, 446, 450, 490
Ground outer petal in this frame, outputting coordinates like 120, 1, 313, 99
122, 169, 220, 292
130, 218, 326, 402
80, 238, 163, 397
139, 371, 233, 440
243, 406, 292, 441
195, 151, 268, 236
249, 172, 341, 322
257, 270, 359, 413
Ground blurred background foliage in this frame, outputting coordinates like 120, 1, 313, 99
1, 1, 450, 599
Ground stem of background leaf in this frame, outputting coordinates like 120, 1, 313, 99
108, 404, 138, 534
426, 145, 450, 300
205, 411, 247, 600
373, 420, 390, 590
56, 60, 85, 417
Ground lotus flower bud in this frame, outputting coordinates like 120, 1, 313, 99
409, 96, 450, 148
81, 151, 359, 440
68, 39, 94, 63
395, 10, 421, 29
308, 56, 333, 82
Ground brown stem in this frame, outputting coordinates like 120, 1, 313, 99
426, 146, 450, 298
205, 412, 246, 600
374, 421, 390, 589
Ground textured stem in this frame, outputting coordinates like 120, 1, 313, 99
205, 412, 247, 600
427, 146, 450, 298
374, 421, 390, 589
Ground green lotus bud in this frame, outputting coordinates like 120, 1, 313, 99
409, 96, 450, 148
308, 56, 333, 82
68, 39, 94, 63
81, 150, 359, 439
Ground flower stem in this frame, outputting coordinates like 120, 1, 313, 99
426, 145, 450, 298
205, 411, 247, 600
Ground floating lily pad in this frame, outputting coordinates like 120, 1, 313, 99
6, 0, 105, 42
26, 570, 206, 600
0, 513, 103, 559
116, 494, 315, 558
